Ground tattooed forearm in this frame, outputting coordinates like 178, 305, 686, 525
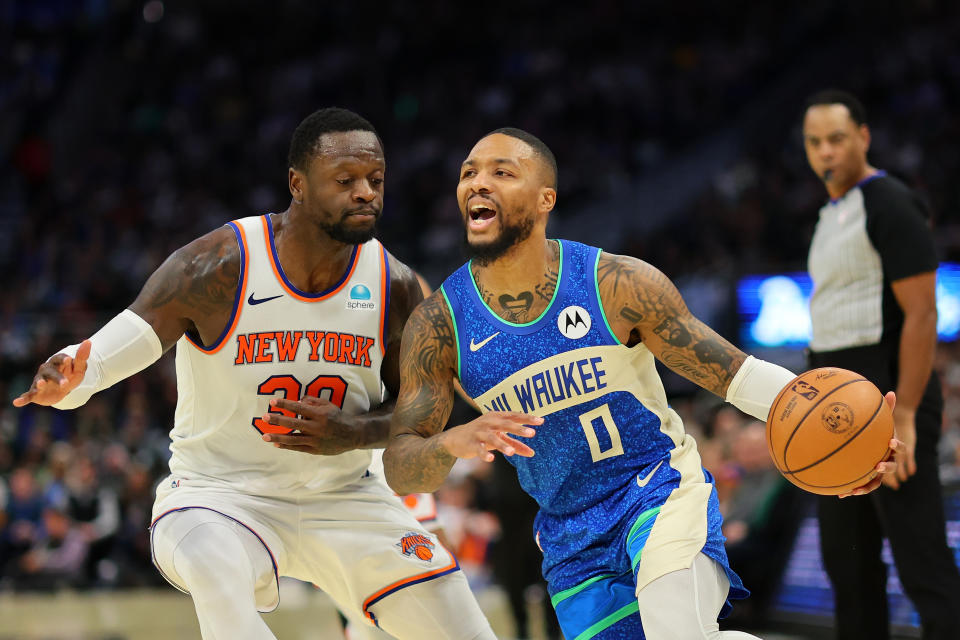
597, 252, 746, 397
660, 334, 744, 396
693, 339, 735, 370
659, 352, 713, 383
383, 431, 457, 494
383, 294, 460, 493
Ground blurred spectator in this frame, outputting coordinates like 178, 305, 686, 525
435, 465, 499, 589
486, 455, 562, 640
721, 421, 807, 629
40, 441, 73, 509
14, 504, 89, 591
1, 467, 45, 582
112, 461, 163, 587
64, 456, 120, 587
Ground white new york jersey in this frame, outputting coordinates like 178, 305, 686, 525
167, 214, 389, 496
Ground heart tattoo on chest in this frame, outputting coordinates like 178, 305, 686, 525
499, 291, 534, 315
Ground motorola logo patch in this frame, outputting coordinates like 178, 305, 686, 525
558, 305, 591, 339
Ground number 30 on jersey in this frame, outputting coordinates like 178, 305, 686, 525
252, 374, 348, 435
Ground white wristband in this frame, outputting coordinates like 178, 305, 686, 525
725, 356, 797, 422
52, 309, 163, 410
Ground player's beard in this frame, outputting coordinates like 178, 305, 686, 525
319, 217, 378, 245
462, 214, 535, 267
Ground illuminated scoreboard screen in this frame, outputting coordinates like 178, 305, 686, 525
736, 263, 960, 349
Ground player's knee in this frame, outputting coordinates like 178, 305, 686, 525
372, 572, 494, 640
173, 522, 253, 594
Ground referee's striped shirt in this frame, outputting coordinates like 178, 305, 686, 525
808, 171, 938, 355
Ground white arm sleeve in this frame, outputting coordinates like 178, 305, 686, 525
52, 309, 164, 410
725, 355, 797, 422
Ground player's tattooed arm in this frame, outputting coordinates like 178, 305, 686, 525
351, 254, 425, 447
383, 292, 460, 493
384, 291, 541, 494
596, 252, 747, 397
382, 255, 426, 400
129, 225, 241, 352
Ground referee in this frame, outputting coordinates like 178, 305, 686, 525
802, 89, 960, 640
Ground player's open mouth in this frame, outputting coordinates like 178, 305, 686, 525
468, 202, 497, 230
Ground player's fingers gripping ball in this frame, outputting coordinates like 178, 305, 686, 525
766, 367, 893, 495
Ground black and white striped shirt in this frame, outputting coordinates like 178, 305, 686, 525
808, 171, 937, 354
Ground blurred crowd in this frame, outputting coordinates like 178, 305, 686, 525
2, 0, 960, 635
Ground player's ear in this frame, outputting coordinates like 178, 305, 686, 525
289, 168, 304, 204
538, 186, 557, 215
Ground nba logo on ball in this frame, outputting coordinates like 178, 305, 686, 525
558, 306, 591, 339
767, 367, 893, 495
346, 284, 375, 310
397, 532, 434, 562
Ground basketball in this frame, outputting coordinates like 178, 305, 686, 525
766, 367, 893, 495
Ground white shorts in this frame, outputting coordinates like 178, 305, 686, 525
150, 473, 460, 626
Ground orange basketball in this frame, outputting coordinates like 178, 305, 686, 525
766, 367, 893, 495
414, 545, 434, 561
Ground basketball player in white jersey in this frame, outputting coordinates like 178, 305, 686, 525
12, 108, 495, 640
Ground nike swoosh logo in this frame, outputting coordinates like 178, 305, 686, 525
469, 332, 500, 352
636, 460, 664, 488
248, 293, 283, 305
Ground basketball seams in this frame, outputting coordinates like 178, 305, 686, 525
766, 375, 798, 470
793, 462, 878, 491
778, 376, 867, 473
783, 391, 884, 475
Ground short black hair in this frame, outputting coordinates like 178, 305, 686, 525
487, 127, 558, 188
288, 107, 381, 171
803, 89, 868, 126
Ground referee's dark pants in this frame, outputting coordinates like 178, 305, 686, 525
811, 348, 960, 640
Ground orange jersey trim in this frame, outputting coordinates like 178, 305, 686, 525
379, 244, 389, 358
361, 544, 460, 627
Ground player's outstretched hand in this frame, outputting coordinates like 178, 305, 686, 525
439, 412, 542, 462
12, 340, 92, 408
260, 395, 359, 455
839, 391, 901, 498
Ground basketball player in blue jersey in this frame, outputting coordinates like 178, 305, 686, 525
383, 129, 900, 640
12, 109, 496, 640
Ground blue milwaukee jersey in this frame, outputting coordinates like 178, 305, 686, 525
441, 239, 745, 609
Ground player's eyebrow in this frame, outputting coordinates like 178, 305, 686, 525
461, 158, 521, 168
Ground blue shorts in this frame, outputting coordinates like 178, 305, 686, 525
551, 503, 747, 639
551, 572, 645, 640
